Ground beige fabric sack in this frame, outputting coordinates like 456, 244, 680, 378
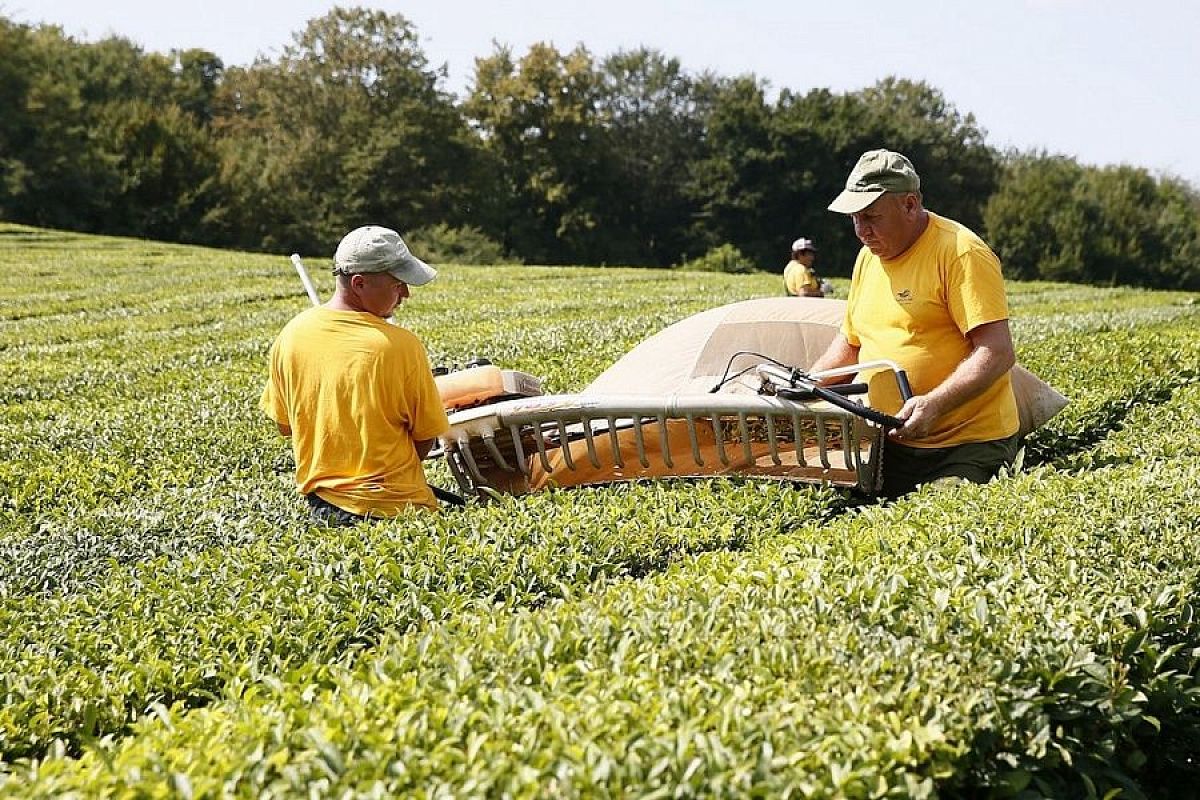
1010, 364, 1069, 437
586, 297, 1068, 435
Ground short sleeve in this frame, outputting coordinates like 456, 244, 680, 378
946, 245, 1009, 334
259, 339, 289, 426
405, 340, 451, 441
840, 251, 867, 347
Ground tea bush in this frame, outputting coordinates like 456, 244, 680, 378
1, 222, 1198, 797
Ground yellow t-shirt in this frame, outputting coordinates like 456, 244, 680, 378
842, 212, 1018, 447
260, 307, 450, 515
783, 260, 820, 295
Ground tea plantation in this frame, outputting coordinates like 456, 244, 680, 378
1, 223, 1198, 798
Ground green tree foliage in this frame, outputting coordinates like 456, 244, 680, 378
1, 11, 1197, 288
854, 77, 998, 231
683, 75, 777, 267
0, 19, 220, 238
760, 87, 874, 273
980, 152, 1082, 281
677, 242, 755, 273
0, 18, 37, 215
984, 152, 1200, 289
466, 42, 611, 264
687, 77, 1000, 276
91, 100, 220, 241
205, 7, 479, 254
172, 49, 225, 125
406, 222, 513, 265
0, 20, 107, 228
596, 48, 715, 266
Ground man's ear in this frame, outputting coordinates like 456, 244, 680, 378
349, 273, 366, 290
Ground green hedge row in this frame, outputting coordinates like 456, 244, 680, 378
6, 456, 1197, 797
4, 310, 1193, 598
4, 321, 1195, 796
0, 481, 837, 762
0, 294, 1195, 770
1014, 319, 1200, 468
3, 229, 1199, 795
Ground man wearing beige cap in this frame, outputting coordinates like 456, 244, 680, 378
810, 149, 1019, 497
260, 225, 450, 525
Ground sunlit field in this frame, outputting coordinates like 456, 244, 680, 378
1, 222, 1198, 797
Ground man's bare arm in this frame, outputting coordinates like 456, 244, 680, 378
893, 319, 1016, 439
807, 333, 860, 384
415, 438, 437, 460
275, 422, 291, 437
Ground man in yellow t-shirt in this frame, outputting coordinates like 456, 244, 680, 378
783, 237, 824, 297
260, 225, 450, 524
809, 150, 1019, 497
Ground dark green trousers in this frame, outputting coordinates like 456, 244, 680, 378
880, 434, 1020, 498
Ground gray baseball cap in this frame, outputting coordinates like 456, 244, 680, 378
333, 225, 437, 286
828, 149, 921, 214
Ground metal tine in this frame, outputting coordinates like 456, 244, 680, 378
712, 417, 730, 467
685, 414, 704, 466
738, 412, 753, 464
581, 413, 601, 468
657, 413, 673, 468
509, 424, 530, 476
765, 412, 782, 465
556, 418, 576, 470
840, 417, 854, 469
482, 434, 511, 472
457, 436, 485, 485
446, 448, 475, 496
606, 416, 624, 468
631, 416, 650, 468
816, 414, 832, 469
532, 422, 554, 473
791, 413, 807, 467
850, 419, 867, 470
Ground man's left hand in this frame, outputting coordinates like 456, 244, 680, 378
891, 395, 940, 440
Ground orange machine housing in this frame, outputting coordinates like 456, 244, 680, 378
435, 365, 543, 411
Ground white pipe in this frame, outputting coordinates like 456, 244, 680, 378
756, 360, 904, 385
290, 254, 321, 307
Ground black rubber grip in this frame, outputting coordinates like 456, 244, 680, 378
783, 383, 906, 430
776, 382, 868, 401
895, 369, 914, 402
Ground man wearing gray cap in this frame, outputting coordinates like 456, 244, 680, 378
260, 225, 450, 524
809, 149, 1019, 497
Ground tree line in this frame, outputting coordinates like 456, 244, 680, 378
2, 7, 1198, 288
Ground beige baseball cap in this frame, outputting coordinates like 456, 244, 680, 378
828, 149, 921, 214
333, 225, 437, 286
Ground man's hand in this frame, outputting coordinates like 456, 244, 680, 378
892, 395, 941, 439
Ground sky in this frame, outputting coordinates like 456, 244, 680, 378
11, 0, 1200, 187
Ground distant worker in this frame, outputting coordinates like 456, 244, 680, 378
808, 149, 1019, 497
260, 225, 450, 526
783, 237, 825, 297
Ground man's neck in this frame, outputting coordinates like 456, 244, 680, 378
326, 289, 364, 313
893, 209, 931, 259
